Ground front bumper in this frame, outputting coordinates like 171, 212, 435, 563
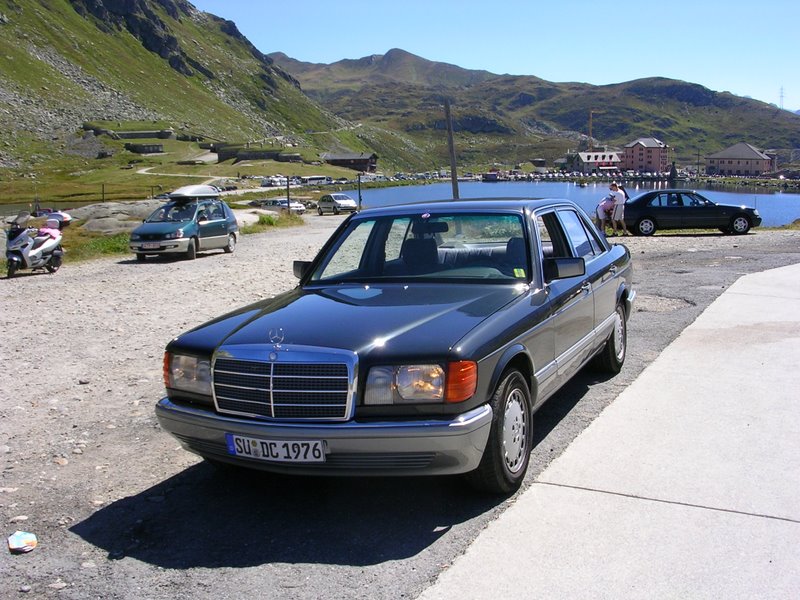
130, 239, 191, 255
155, 397, 493, 476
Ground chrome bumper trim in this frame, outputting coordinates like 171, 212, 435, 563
155, 398, 493, 476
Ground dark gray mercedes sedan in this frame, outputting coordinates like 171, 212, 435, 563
156, 198, 635, 494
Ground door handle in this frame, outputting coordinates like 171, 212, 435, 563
581, 282, 591, 293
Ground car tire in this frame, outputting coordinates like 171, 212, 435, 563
136, 253, 147, 262
636, 217, 656, 236
318, 206, 324, 216
593, 303, 627, 374
729, 215, 751, 235
333, 206, 340, 215
224, 233, 236, 253
466, 369, 532, 495
186, 238, 197, 260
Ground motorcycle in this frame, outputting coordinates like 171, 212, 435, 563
5, 211, 67, 278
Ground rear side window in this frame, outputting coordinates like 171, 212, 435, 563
558, 210, 602, 258
536, 210, 602, 261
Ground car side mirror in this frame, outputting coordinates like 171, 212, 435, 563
293, 260, 312, 279
543, 257, 585, 282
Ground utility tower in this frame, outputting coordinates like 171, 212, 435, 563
588, 110, 601, 150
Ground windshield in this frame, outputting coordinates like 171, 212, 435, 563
310, 212, 529, 283
146, 201, 198, 223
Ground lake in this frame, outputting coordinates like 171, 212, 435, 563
3, 180, 799, 227
343, 181, 800, 227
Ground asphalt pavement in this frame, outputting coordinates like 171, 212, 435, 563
418, 262, 800, 600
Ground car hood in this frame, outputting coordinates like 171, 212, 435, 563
717, 202, 759, 212
132, 221, 191, 235
171, 283, 527, 361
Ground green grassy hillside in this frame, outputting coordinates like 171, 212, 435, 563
270, 50, 800, 166
0, 0, 391, 201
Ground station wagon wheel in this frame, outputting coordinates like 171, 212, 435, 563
636, 217, 656, 236
136, 253, 147, 262
593, 303, 627, 374
224, 233, 236, 253
466, 369, 532, 494
186, 237, 197, 260
318, 206, 324, 216
729, 215, 751, 235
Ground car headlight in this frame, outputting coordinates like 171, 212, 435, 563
364, 361, 476, 405
130, 233, 141, 241
164, 353, 211, 395
165, 229, 184, 239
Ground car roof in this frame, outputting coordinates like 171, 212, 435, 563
354, 197, 577, 217
633, 188, 701, 196
168, 184, 221, 199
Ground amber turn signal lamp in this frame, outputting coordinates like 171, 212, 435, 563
162, 352, 170, 387
445, 361, 477, 403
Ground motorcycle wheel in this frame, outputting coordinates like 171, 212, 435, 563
46, 252, 62, 274
7, 261, 17, 278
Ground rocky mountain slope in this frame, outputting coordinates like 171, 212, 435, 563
0, 0, 356, 169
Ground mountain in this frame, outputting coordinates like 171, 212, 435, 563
270, 50, 800, 166
0, 0, 377, 170
1, 0, 797, 177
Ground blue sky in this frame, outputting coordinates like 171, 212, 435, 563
191, 0, 798, 111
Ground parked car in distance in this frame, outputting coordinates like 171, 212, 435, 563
262, 198, 306, 215
624, 189, 762, 236
317, 193, 358, 215
156, 198, 635, 494
129, 184, 238, 261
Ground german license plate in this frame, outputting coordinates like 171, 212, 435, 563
142, 242, 160, 249
225, 433, 326, 463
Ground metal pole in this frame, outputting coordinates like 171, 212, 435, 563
357, 173, 362, 210
444, 98, 459, 199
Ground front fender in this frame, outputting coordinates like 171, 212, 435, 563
484, 343, 535, 402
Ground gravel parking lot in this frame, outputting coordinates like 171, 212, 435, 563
2, 218, 799, 599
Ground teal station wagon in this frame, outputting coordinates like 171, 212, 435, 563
129, 185, 239, 261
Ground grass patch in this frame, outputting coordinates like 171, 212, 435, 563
61, 230, 132, 263
240, 212, 305, 234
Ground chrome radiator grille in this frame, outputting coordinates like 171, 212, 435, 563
213, 356, 352, 421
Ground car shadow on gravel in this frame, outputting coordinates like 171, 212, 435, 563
70, 375, 596, 570
70, 462, 504, 569
116, 253, 224, 265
